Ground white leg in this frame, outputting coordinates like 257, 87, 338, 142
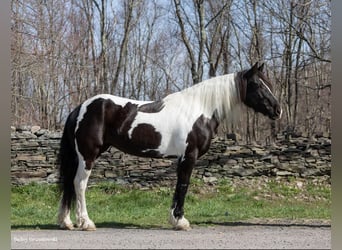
74, 159, 96, 231
169, 209, 191, 231
57, 200, 74, 230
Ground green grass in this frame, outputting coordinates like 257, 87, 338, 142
11, 177, 331, 229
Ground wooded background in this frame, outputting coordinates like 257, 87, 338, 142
11, 0, 331, 143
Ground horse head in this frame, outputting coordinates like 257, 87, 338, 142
239, 62, 282, 120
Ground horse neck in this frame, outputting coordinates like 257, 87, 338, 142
164, 73, 241, 122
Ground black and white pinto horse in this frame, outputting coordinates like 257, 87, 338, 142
57, 62, 282, 231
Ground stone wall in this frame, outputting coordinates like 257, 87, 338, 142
11, 126, 331, 186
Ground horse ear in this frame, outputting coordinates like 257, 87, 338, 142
258, 63, 264, 72
251, 62, 259, 73
244, 62, 259, 79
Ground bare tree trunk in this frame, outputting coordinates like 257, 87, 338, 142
111, 0, 134, 93
173, 0, 204, 85
206, 1, 232, 78
93, 0, 109, 93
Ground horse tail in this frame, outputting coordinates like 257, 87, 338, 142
58, 105, 81, 210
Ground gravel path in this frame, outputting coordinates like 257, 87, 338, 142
12, 223, 330, 249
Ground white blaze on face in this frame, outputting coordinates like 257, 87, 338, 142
259, 77, 282, 118
259, 78, 276, 100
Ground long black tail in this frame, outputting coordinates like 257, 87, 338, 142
58, 105, 81, 210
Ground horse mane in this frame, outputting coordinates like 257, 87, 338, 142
162, 73, 242, 124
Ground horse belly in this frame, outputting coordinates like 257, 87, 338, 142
156, 130, 187, 157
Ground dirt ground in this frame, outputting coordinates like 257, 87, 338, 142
11, 220, 331, 249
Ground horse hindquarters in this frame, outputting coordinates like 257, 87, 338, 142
58, 99, 108, 230
70, 99, 112, 230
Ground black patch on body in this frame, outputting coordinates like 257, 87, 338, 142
138, 100, 164, 113
131, 124, 162, 151
185, 111, 220, 158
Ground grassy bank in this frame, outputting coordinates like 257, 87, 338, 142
11, 177, 331, 229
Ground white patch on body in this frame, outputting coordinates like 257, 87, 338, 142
128, 100, 201, 156
128, 73, 240, 156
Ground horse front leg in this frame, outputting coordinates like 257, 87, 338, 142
169, 153, 197, 230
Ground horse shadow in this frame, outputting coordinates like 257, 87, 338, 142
194, 220, 331, 229
11, 221, 168, 230
11, 224, 60, 230
11, 220, 331, 230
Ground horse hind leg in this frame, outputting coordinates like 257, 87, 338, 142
58, 148, 98, 231
74, 150, 97, 231
57, 200, 74, 230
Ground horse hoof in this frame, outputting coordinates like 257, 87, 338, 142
173, 217, 191, 231
82, 224, 96, 231
78, 220, 96, 231
59, 222, 74, 230
169, 210, 191, 231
